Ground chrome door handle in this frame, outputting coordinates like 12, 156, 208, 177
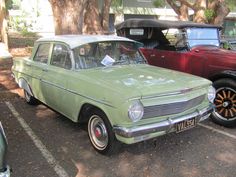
150, 54, 156, 57
161, 56, 165, 59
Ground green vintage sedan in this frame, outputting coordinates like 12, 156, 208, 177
12, 35, 215, 154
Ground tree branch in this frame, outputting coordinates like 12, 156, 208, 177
208, 0, 220, 9
178, 0, 196, 10
166, 0, 180, 15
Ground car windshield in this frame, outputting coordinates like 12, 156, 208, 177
73, 41, 145, 69
186, 28, 220, 48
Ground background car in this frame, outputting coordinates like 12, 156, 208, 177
116, 19, 236, 127
0, 121, 10, 177
12, 35, 214, 154
220, 39, 236, 50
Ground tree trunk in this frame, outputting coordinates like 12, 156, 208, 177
83, 0, 103, 34
179, 4, 189, 21
49, 0, 88, 35
49, 0, 112, 35
0, 0, 8, 48
166, 0, 189, 21
211, 1, 230, 25
193, 0, 207, 23
164, 0, 230, 25
101, 0, 111, 33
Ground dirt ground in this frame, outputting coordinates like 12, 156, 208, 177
0, 47, 30, 100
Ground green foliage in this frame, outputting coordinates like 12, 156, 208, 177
153, 0, 166, 7
111, 0, 124, 13
6, 0, 21, 10
20, 29, 37, 37
9, 12, 37, 37
226, 0, 236, 11
204, 9, 215, 22
6, 0, 13, 10
111, 0, 122, 7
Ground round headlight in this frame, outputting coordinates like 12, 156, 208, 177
128, 101, 144, 122
208, 86, 216, 103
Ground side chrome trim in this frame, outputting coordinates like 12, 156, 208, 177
113, 104, 214, 138
40, 79, 114, 108
14, 70, 114, 108
66, 88, 114, 108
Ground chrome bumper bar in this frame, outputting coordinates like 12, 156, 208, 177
113, 104, 214, 138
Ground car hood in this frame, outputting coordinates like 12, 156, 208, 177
191, 45, 236, 59
80, 64, 211, 99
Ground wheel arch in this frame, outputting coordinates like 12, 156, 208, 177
18, 77, 34, 96
209, 70, 236, 82
77, 103, 109, 124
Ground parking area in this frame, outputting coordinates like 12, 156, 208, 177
2, 98, 236, 177
0, 59, 236, 177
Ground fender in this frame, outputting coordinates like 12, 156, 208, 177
18, 78, 34, 96
209, 70, 236, 82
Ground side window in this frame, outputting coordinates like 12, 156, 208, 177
34, 43, 50, 64
51, 44, 72, 69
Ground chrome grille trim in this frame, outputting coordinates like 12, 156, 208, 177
143, 95, 205, 119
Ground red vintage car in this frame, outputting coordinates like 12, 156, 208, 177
116, 19, 236, 127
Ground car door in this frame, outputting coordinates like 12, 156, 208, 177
142, 48, 187, 72
30, 43, 51, 101
40, 43, 74, 118
183, 48, 205, 77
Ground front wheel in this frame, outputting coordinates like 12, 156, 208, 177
24, 89, 38, 105
211, 78, 236, 127
87, 109, 120, 155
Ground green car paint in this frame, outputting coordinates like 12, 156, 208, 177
12, 35, 214, 152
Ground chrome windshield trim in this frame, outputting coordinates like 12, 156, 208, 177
113, 104, 214, 138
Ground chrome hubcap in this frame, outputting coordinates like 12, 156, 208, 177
88, 115, 108, 150
222, 101, 229, 108
214, 87, 236, 120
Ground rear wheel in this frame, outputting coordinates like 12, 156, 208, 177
212, 79, 236, 127
87, 109, 120, 155
24, 89, 38, 105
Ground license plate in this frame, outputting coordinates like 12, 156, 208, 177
176, 117, 196, 133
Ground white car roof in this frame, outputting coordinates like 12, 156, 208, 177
36, 35, 136, 49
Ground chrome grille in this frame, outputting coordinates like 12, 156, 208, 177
143, 95, 205, 119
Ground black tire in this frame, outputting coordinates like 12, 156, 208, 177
211, 78, 236, 127
87, 109, 120, 155
24, 89, 38, 105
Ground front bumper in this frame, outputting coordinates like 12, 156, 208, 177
113, 104, 214, 140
